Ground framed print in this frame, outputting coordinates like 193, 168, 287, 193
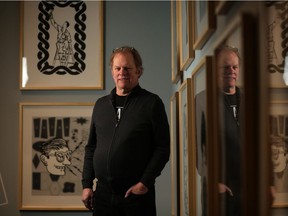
19, 102, 94, 210
171, 0, 181, 83
170, 92, 180, 216
266, 2, 288, 88
177, 1, 195, 71
269, 101, 288, 207
213, 13, 271, 215
192, 57, 212, 216
20, 1, 104, 90
178, 78, 195, 216
193, 1, 216, 50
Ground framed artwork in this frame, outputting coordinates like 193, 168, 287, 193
19, 102, 94, 210
266, 1, 288, 88
192, 57, 213, 216
170, 92, 180, 216
193, 1, 216, 50
178, 78, 195, 216
213, 13, 270, 215
171, 0, 181, 83
177, 1, 195, 71
269, 101, 288, 207
20, 1, 104, 90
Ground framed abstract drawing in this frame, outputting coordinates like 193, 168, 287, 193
193, 1, 216, 50
170, 92, 180, 216
19, 102, 94, 210
192, 56, 213, 216
20, 1, 103, 90
178, 78, 195, 216
177, 0, 195, 71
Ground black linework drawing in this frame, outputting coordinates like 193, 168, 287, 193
32, 116, 90, 196
37, 1, 87, 75
49, 11, 75, 67
40, 138, 72, 176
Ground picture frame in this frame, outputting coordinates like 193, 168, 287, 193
178, 78, 195, 216
170, 92, 180, 216
192, 56, 213, 216
171, 0, 181, 84
20, 1, 104, 90
266, 2, 288, 88
269, 100, 288, 207
193, 1, 216, 50
19, 102, 94, 210
177, 1, 195, 72
213, 13, 270, 215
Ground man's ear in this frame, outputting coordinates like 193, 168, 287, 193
137, 69, 143, 78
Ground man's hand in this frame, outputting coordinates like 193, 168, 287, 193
125, 182, 148, 198
219, 183, 233, 196
82, 188, 94, 210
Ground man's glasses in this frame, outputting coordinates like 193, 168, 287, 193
113, 46, 135, 53
48, 150, 72, 162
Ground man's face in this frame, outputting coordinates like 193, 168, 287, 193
41, 147, 72, 175
217, 50, 240, 92
111, 52, 140, 95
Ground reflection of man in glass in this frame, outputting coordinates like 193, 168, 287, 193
40, 138, 72, 176
49, 11, 74, 67
216, 45, 241, 216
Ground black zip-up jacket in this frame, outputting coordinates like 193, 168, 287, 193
82, 85, 170, 193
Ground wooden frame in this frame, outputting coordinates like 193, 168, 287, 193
19, 102, 94, 210
171, 0, 181, 83
212, 13, 271, 216
178, 78, 195, 216
170, 92, 180, 216
20, 1, 103, 90
177, 1, 195, 72
266, 2, 288, 88
193, 1, 216, 50
269, 101, 288, 207
192, 56, 213, 216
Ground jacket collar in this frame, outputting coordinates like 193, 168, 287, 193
109, 84, 142, 102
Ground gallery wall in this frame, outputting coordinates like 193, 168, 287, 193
0, 1, 171, 216
1, 1, 288, 216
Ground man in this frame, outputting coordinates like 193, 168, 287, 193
81, 46, 170, 216
216, 45, 241, 216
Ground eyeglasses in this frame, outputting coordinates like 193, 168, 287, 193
113, 46, 135, 53
48, 150, 72, 162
